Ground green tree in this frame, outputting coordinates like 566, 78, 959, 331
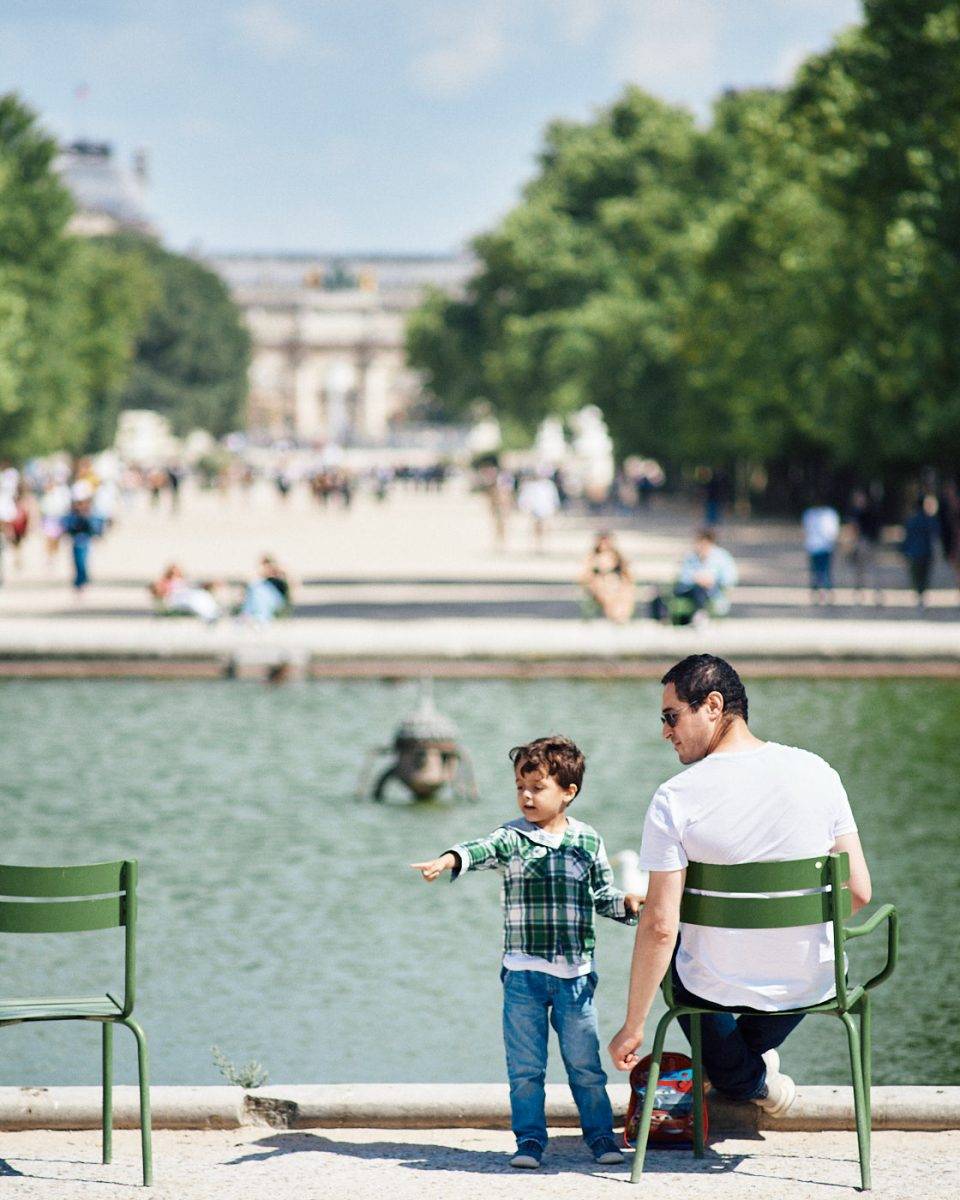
407, 4, 960, 503
68, 239, 157, 451
107, 233, 251, 437
786, 0, 960, 480
0, 94, 153, 459
0, 93, 85, 458
408, 89, 725, 461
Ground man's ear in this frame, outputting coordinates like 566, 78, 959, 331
705, 690, 725, 718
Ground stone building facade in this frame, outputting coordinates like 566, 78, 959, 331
207, 253, 473, 443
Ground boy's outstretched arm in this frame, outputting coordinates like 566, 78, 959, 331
411, 852, 459, 882
411, 828, 514, 882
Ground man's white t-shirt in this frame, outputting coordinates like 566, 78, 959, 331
639, 742, 857, 1011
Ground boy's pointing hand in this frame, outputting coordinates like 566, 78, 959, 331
624, 893, 644, 915
410, 853, 457, 882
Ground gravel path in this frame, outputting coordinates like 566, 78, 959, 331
0, 1128, 957, 1199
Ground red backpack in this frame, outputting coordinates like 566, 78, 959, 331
623, 1051, 708, 1148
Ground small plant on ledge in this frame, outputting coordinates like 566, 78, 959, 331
211, 1044, 269, 1089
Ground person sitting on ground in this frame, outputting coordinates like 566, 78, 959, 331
149, 563, 221, 624
411, 736, 642, 1171
237, 555, 290, 623
580, 531, 636, 623
608, 655, 872, 1118
652, 528, 737, 625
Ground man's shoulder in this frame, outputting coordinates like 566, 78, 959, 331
763, 742, 839, 776
659, 743, 839, 788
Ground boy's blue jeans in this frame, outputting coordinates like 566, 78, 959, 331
501, 968, 614, 1149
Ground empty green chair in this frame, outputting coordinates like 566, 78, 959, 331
630, 852, 898, 1191
0, 860, 152, 1187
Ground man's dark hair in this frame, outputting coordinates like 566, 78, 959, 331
661, 654, 748, 721
509, 735, 585, 795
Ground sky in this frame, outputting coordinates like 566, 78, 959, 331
1, 1, 862, 255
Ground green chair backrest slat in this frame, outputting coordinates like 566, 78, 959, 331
0, 862, 126, 898
0, 895, 125, 933
681, 887, 852, 929
685, 854, 849, 893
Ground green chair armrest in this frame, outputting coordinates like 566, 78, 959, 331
843, 903, 898, 991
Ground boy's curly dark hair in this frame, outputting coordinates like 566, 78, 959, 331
509, 735, 585, 796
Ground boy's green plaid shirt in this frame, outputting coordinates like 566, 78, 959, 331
448, 816, 637, 964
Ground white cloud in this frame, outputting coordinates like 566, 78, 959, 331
409, 2, 513, 98
231, 2, 303, 63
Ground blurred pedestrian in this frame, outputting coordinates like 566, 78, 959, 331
517, 469, 560, 553
938, 479, 960, 598
902, 495, 940, 609
703, 469, 727, 526
844, 489, 883, 605
166, 464, 183, 514
40, 479, 71, 566
61, 496, 103, 594
6, 487, 30, 570
801, 502, 840, 604
274, 462, 293, 501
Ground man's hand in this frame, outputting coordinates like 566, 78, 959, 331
410, 852, 457, 882
608, 1023, 644, 1072
624, 893, 644, 916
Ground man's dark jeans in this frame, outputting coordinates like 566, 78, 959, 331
671, 966, 805, 1100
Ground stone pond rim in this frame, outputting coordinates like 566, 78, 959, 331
0, 1084, 957, 1132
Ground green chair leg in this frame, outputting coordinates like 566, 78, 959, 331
102, 1022, 113, 1165
840, 1012, 871, 1192
630, 1009, 677, 1184
859, 994, 872, 1163
123, 1018, 153, 1187
690, 1014, 705, 1158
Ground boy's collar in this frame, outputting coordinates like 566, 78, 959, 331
505, 815, 586, 846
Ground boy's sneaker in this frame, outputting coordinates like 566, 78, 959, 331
591, 1136, 625, 1165
510, 1140, 543, 1169
753, 1049, 796, 1118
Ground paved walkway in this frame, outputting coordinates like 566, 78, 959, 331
0, 1127, 956, 1198
0, 483, 957, 665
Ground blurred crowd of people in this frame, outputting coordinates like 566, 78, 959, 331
801, 485, 960, 609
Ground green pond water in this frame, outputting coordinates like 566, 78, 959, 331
0, 677, 957, 1088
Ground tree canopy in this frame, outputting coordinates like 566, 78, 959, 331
408, 0, 960, 503
0, 93, 250, 461
104, 233, 251, 439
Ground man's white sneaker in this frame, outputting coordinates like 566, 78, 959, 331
753, 1049, 796, 1117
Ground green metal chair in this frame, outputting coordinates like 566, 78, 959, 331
630, 853, 898, 1191
0, 860, 152, 1187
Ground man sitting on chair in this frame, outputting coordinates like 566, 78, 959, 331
608, 654, 872, 1114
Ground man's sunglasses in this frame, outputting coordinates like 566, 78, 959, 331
660, 703, 695, 728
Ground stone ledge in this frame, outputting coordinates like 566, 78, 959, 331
0, 1086, 244, 1130
0, 1084, 956, 1132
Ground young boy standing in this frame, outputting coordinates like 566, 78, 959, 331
412, 735, 641, 1169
